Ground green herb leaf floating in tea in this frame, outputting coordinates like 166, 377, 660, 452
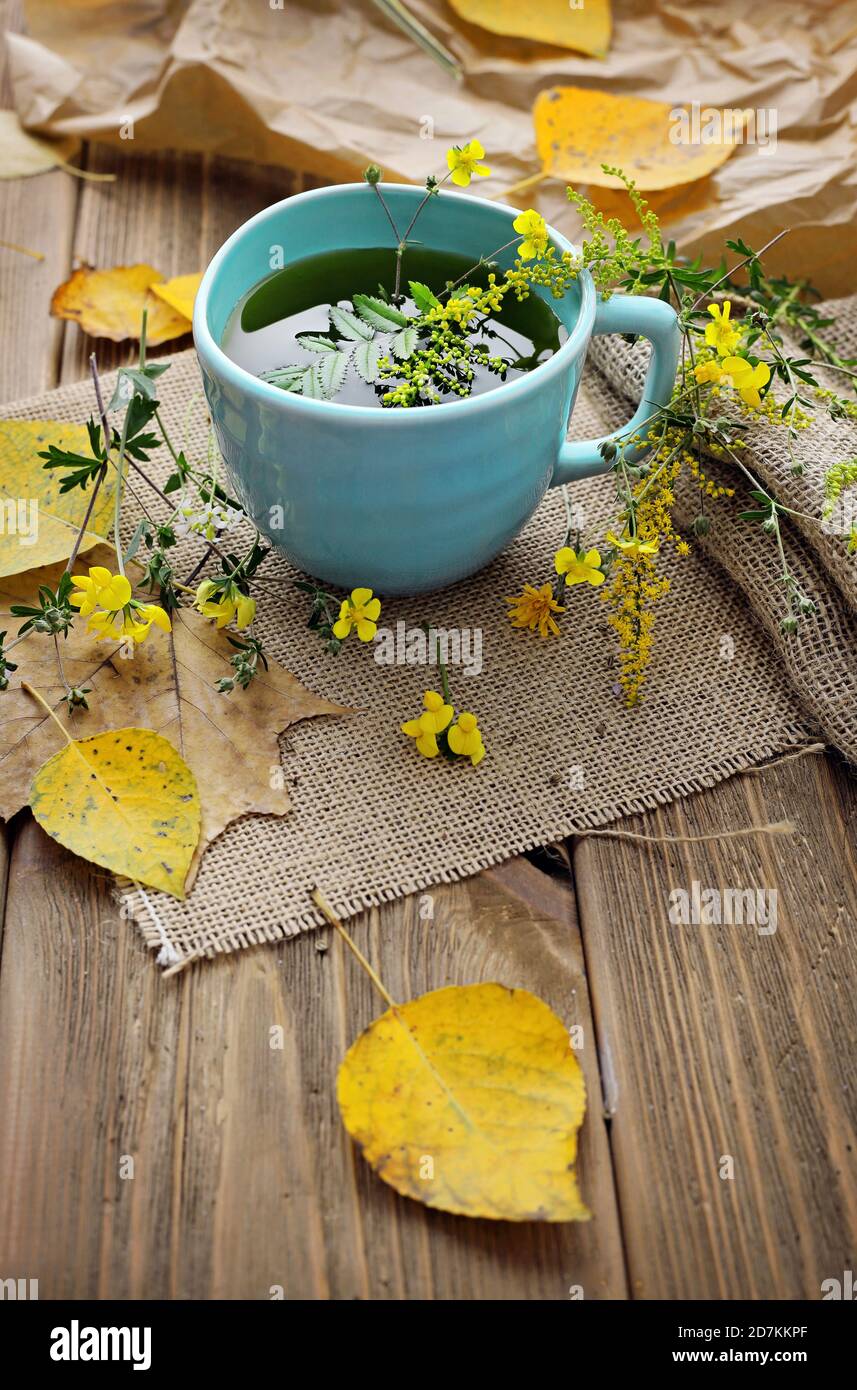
353, 337, 383, 384
392, 325, 418, 361
353, 294, 410, 331
301, 366, 327, 400
314, 350, 349, 399
295, 333, 340, 354
329, 305, 375, 342
408, 280, 441, 312
261, 365, 310, 393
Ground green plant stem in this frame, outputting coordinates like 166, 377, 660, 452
113, 406, 132, 575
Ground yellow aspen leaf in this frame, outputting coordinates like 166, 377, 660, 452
0, 419, 117, 578
337, 980, 590, 1221
29, 726, 201, 900
149, 272, 202, 324
448, 0, 610, 57
534, 87, 749, 191
50, 264, 193, 345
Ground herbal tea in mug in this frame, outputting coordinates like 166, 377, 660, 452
221, 245, 569, 409
194, 152, 681, 594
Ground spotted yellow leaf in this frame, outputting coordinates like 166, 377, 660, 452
534, 86, 749, 191
50, 264, 193, 345
448, 0, 610, 57
29, 727, 201, 899
149, 272, 202, 324
337, 981, 590, 1221
0, 419, 117, 578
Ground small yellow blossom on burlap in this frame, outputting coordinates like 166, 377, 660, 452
401, 691, 454, 758
506, 582, 564, 637
447, 712, 485, 766
446, 141, 490, 187
555, 546, 605, 587
332, 587, 381, 642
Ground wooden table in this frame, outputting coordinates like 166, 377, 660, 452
1, 4, 855, 1300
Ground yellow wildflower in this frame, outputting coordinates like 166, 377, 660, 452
555, 546, 605, 587
195, 579, 256, 630
446, 140, 490, 187
606, 531, 659, 559
721, 356, 771, 408
695, 355, 770, 409
506, 582, 564, 637
704, 300, 741, 356
695, 359, 732, 388
401, 690, 454, 758
70, 566, 171, 645
332, 586, 381, 642
512, 208, 548, 261
447, 712, 485, 766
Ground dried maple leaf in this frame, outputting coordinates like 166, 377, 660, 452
50, 264, 194, 345
0, 549, 349, 887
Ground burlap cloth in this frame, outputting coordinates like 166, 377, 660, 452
4, 301, 856, 966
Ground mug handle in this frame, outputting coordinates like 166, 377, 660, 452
553, 294, 681, 485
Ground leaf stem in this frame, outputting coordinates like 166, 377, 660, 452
21, 681, 72, 744
311, 888, 398, 1009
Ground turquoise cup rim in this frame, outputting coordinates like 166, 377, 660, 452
193, 183, 596, 424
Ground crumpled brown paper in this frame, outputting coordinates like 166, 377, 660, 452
5, 0, 857, 294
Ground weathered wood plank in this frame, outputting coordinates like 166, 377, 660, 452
0, 852, 625, 1298
573, 751, 857, 1300
0, 820, 187, 1298
0, 0, 76, 398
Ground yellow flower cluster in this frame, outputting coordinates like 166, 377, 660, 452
401, 690, 485, 765
195, 580, 256, 630
70, 567, 171, 645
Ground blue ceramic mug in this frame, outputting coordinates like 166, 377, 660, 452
194, 184, 680, 595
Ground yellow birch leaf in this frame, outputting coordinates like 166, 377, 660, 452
50, 264, 193, 345
337, 981, 590, 1221
0, 419, 117, 578
149, 272, 202, 324
29, 727, 201, 899
534, 87, 749, 191
448, 0, 611, 57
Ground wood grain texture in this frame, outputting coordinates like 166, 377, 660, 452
574, 752, 857, 1300
0, 0, 74, 400
0, 853, 627, 1299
